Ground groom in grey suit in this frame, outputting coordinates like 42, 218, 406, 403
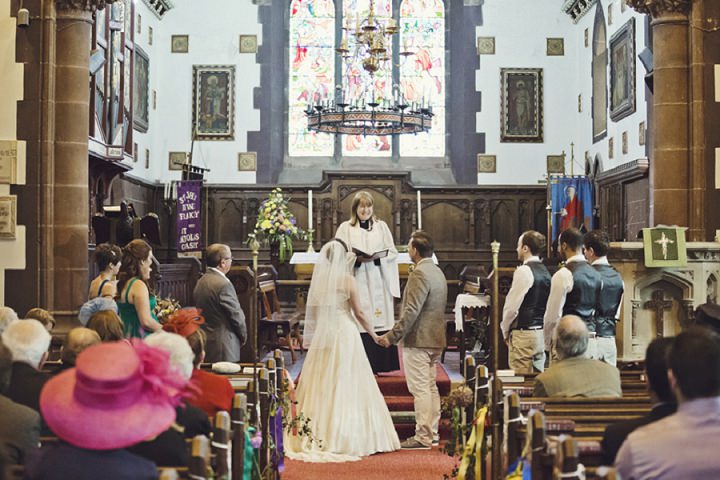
379, 231, 447, 449
193, 244, 247, 362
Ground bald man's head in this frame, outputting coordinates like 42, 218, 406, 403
61, 328, 101, 366
555, 315, 589, 360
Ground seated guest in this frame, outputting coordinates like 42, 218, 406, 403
163, 308, 234, 417
0, 341, 40, 465
694, 302, 720, 335
601, 337, 676, 464
0, 307, 18, 335
142, 331, 212, 437
59, 328, 101, 369
1, 319, 51, 412
26, 341, 185, 480
78, 296, 117, 326
533, 315, 621, 398
615, 328, 720, 479
24, 308, 56, 332
86, 308, 125, 342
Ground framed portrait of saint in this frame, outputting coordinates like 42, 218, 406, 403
192, 65, 235, 141
133, 46, 149, 133
500, 68, 543, 143
609, 18, 635, 122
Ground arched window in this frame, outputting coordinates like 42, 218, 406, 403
288, 0, 336, 157
399, 0, 445, 156
592, 2, 608, 142
288, 0, 445, 159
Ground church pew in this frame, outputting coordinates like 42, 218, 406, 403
231, 393, 248, 480
211, 411, 231, 479
189, 435, 211, 479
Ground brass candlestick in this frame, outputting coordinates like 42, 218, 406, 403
306, 228, 316, 253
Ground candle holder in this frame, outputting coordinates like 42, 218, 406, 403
306, 228, 316, 253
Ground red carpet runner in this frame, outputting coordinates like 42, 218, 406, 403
284, 358, 455, 479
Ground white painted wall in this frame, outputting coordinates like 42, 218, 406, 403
574, 0, 648, 173
0, 0, 26, 307
475, 0, 648, 185
135, 0, 261, 186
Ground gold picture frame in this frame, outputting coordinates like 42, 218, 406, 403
239, 35, 258, 54
238, 152, 257, 171
500, 68, 543, 143
547, 155, 565, 174
171, 35, 189, 53
169, 152, 186, 171
477, 37, 495, 55
477, 154, 496, 173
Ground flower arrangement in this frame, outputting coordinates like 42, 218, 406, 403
249, 188, 304, 262
153, 297, 181, 324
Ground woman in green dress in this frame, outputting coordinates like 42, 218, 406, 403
116, 239, 162, 338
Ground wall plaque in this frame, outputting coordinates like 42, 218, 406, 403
0, 140, 18, 184
0, 195, 17, 239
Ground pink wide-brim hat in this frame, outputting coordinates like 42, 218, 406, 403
40, 340, 187, 450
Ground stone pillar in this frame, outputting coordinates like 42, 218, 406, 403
628, 0, 696, 236
51, 0, 107, 324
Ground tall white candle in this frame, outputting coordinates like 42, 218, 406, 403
308, 190, 313, 228
417, 190, 422, 230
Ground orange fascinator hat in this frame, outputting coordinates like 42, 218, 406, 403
162, 307, 205, 338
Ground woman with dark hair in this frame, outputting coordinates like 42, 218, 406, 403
89, 243, 122, 300
115, 239, 161, 338
335, 191, 400, 373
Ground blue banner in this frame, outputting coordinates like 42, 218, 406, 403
550, 176, 594, 240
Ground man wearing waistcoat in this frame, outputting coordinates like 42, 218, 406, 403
584, 230, 624, 366
501, 231, 551, 373
543, 228, 602, 361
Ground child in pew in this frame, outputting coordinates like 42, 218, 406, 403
162, 308, 234, 417
26, 341, 183, 480
601, 337, 676, 465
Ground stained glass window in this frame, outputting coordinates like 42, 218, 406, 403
341, 0, 392, 157
399, 0, 445, 156
288, 0, 445, 158
289, 0, 336, 157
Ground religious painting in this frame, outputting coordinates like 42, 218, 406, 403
0, 195, 17, 239
550, 176, 594, 236
477, 37, 495, 55
171, 35, 189, 53
609, 18, 636, 122
238, 152, 257, 171
133, 142, 138, 163
133, 46, 149, 133
546, 38, 564, 56
546, 155, 565, 174
477, 155, 496, 173
169, 152, 186, 171
500, 68, 543, 143
609, 137, 614, 159
622, 131, 628, 154
148, 26, 153, 46
643, 227, 687, 268
584, 28, 588, 48
239, 35, 258, 54
192, 65, 235, 141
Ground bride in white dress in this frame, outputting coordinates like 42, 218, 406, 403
285, 239, 400, 462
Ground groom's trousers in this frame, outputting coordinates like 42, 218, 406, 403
403, 347, 443, 446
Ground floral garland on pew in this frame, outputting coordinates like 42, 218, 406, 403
442, 385, 485, 480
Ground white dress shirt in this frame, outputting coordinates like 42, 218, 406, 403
542, 253, 586, 350
591, 256, 624, 320
501, 256, 541, 340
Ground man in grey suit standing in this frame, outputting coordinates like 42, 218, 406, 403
193, 244, 247, 362
378, 231, 447, 450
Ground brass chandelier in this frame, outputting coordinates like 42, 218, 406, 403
305, 0, 433, 136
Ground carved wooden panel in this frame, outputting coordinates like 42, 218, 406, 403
424, 201, 468, 248
215, 198, 244, 248
228, 266, 257, 362
491, 200, 516, 246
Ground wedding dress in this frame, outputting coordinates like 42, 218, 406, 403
285, 240, 400, 462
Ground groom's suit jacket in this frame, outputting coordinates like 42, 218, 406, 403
386, 257, 447, 349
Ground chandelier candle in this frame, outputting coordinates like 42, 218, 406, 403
417, 190, 422, 230
308, 190, 313, 228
